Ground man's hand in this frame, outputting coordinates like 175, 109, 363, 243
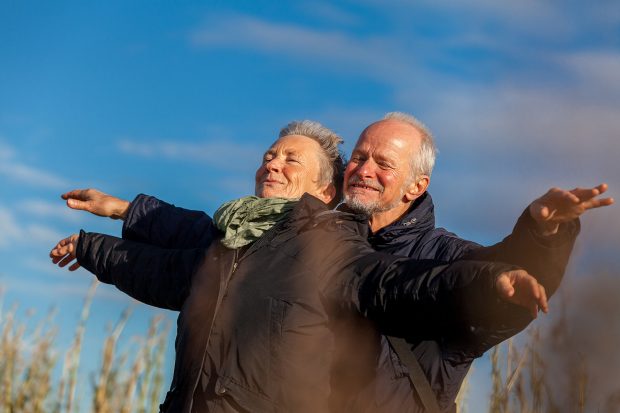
529, 183, 614, 235
496, 269, 548, 318
50, 234, 81, 271
61, 189, 131, 220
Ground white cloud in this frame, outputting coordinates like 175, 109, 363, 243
0, 206, 22, 248
421, 0, 561, 24
25, 224, 64, 246
185, 13, 620, 110
117, 138, 263, 170
0, 140, 70, 189
299, 1, 361, 26
189, 14, 413, 81
427, 85, 620, 175
0, 161, 70, 189
23, 257, 78, 278
0, 204, 65, 249
17, 199, 84, 224
558, 50, 620, 97
0, 141, 16, 160
355, 0, 598, 42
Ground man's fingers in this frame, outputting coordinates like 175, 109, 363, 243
526, 276, 543, 318
539, 285, 548, 314
499, 270, 547, 319
496, 274, 515, 299
570, 187, 598, 201
531, 188, 579, 222
571, 183, 611, 202
534, 204, 549, 220
538, 205, 549, 219
583, 197, 615, 210
546, 187, 580, 204
529, 203, 556, 222
572, 182, 613, 211
595, 183, 608, 194
561, 189, 581, 204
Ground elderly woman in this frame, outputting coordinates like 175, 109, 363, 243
51, 121, 547, 413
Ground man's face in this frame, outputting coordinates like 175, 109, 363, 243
255, 135, 325, 200
343, 120, 421, 215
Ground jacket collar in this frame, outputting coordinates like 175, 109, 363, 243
372, 192, 436, 243
376, 192, 435, 238
285, 193, 369, 235
340, 192, 436, 245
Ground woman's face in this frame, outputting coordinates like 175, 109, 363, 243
255, 135, 330, 201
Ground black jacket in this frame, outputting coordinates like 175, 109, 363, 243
76, 194, 526, 413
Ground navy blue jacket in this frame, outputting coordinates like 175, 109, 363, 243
76, 194, 526, 413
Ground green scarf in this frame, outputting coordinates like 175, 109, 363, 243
213, 196, 298, 249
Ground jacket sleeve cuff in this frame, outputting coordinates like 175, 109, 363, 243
518, 208, 581, 248
76, 229, 88, 266
121, 193, 156, 241
76, 229, 113, 284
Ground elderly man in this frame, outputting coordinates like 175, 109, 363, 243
51, 121, 550, 413
340, 112, 614, 411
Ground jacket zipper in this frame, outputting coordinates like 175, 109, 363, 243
188, 247, 238, 411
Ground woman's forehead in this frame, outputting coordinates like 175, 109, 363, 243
267, 134, 321, 155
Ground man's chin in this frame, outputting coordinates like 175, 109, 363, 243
344, 195, 381, 216
345, 192, 377, 205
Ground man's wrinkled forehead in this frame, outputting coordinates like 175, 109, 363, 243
352, 120, 420, 155
359, 119, 421, 142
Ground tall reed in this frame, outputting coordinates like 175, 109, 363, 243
0, 282, 170, 413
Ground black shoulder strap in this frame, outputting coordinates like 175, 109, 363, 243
386, 336, 442, 413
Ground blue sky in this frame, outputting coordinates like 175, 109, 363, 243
1, 1, 619, 411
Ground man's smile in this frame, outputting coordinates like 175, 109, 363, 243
348, 178, 383, 193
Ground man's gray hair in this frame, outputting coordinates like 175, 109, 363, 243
279, 120, 346, 206
383, 112, 437, 178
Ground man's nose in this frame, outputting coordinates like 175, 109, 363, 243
354, 159, 375, 179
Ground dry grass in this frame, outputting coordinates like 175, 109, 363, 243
477, 274, 620, 413
0, 281, 170, 413
458, 266, 620, 413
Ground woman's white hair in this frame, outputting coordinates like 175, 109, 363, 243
383, 112, 437, 178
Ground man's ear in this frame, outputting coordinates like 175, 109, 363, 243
317, 183, 337, 205
404, 175, 430, 202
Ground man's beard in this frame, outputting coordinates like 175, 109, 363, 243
344, 177, 406, 216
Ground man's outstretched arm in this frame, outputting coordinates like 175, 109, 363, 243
461, 183, 613, 295
320, 227, 548, 342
